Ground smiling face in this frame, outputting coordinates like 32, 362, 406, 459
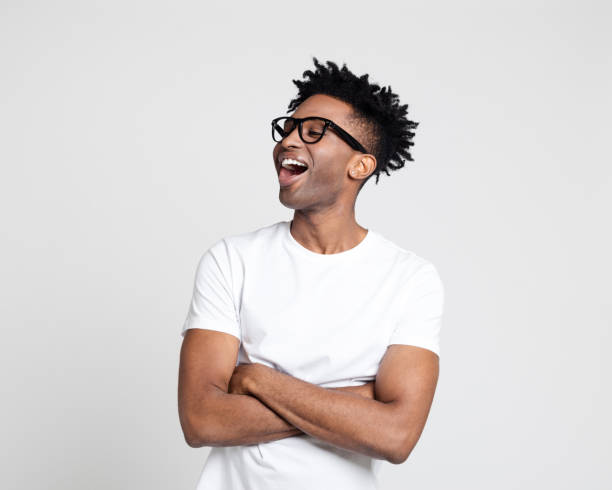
272, 93, 376, 212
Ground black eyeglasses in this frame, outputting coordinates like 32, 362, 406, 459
271, 116, 368, 154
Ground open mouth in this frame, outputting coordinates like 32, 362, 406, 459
278, 159, 309, 187
282, 163, 308, 175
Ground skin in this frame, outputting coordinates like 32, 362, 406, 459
273, 93, 377, 252
178, 93, 439, 464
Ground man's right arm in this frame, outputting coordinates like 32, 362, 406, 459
178, 328, 374, 448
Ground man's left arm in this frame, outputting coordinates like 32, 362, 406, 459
231, 344, 439, 464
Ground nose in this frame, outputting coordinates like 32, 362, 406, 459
280, 122, 303, 149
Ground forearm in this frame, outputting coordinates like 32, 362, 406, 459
192, 383, 373, 447
248, 368, 400, 462
190, 385, 300, 447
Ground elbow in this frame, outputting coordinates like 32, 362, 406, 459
387, 446, 411, 465
182, 420, 206, 448
181, 412, 216, 448
180, 388, 226, 448
386, 430, 416, 465
184, 435, 200, 449
184, 429, 205, 448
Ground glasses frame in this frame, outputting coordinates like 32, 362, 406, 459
271, 116, 368, 154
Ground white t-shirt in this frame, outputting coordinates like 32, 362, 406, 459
181, 220, 445, 490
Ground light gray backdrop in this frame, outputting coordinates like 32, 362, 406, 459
1, 1, 610, 489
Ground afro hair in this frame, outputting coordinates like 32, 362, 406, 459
286, 56, 419, 188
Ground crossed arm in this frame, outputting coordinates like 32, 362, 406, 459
178, 329, 439, 465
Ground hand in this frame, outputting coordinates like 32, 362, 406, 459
228, 363, 259, 396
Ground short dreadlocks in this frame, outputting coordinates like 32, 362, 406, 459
286, 57, 419, 189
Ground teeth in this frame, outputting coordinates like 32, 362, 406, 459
281, 158, 308, 169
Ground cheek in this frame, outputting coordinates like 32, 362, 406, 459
312, 149, 346, 181
272, 144, 281, 159
310, 146, 338, 174
310, 162, 346, 196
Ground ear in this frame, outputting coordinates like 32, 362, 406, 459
349, 154, 377, 180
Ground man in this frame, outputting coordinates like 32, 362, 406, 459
178, 57, 445, 490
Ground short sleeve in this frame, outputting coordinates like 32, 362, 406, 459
388, 262, 445, 356
181, 239, 241, 342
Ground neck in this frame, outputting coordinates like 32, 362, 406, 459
289, 210, 368, 255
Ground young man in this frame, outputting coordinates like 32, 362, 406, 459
178, 57, 445, 490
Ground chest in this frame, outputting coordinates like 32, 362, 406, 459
237, 257, 404, 385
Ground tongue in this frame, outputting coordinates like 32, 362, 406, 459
280, 167, 296, 178
279, 166, 307, 186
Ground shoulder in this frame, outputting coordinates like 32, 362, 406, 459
371, 230, 440, 275
370, 231, 444, 300
223, 220, 284, 248
200, 220, 285, 267
220, 220, 285, 256
192, 222, 284, 286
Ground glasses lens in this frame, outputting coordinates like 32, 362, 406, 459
272, 117, 296, 142
301, 118, 326, 143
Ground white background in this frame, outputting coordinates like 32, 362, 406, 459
1, 1, 610, 488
